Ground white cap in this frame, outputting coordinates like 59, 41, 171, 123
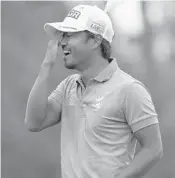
44, 5, 114, 43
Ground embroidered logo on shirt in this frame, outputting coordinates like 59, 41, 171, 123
91, 92, 110, 111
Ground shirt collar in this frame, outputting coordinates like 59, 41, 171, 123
76, 58, 118, 85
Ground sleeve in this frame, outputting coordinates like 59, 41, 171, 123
48, 77, 69, 107
124, 82, 159, 133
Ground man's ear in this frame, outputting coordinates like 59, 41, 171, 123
92, 34, 103, 49
87, 34, 102, 49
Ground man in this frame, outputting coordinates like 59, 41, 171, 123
25, 4, 163, 178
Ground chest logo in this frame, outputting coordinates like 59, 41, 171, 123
91, 95, 106, 111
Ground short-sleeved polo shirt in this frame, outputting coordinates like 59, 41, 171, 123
49, 59, 158, 178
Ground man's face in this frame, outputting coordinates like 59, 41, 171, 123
60, 31, 93, 70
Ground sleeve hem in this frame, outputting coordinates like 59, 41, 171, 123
131, 116, 159, 133
48, 96, 62, 105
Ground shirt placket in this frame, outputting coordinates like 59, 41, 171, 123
76, 82, 90, 156
78, 84, 87, 118
77, 80, 94, 114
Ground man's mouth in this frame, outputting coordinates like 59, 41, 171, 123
63, 50, 71, 56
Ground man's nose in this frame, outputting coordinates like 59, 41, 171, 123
61, 44, 66, 51
60, 35, 69, 51
60, 35, 68, 46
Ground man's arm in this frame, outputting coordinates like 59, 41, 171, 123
25, 40, 62, 132
118, 82, 163, 178
118, 123, 163, 178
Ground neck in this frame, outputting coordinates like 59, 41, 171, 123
79, 56, 109, 87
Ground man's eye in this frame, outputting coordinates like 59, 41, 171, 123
63, 33, 70, 37
67, 33, 73, 37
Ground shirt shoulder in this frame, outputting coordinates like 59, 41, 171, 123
61, 73, 80, 97
64, 73, 80, 88
112, 68, 145, 94
48, 74, 79, 103
117, 72, 158, 132
113, 68, 154, 107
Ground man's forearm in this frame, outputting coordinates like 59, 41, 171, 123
118, 147, 163, 178
25, 62, 52, 130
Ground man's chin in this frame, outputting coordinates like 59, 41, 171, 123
64, 62, 76, 69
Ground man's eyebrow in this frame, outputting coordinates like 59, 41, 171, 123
63, 32, 73, 37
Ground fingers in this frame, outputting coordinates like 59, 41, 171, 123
47, 41, 58, 54
48, 40, 58, 47
55, 31, 64, 47
48, 31, 64, 47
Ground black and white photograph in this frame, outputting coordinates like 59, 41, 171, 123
1, 1, 175, 178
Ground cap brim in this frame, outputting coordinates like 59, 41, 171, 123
44, 22, 85, 38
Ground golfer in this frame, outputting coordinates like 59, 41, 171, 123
25, 4, 163, 178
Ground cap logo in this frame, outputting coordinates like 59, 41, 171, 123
90, 21, 105, 34
67, 9, 81, 19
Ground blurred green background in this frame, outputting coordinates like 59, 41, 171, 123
1, 1, 175, 178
